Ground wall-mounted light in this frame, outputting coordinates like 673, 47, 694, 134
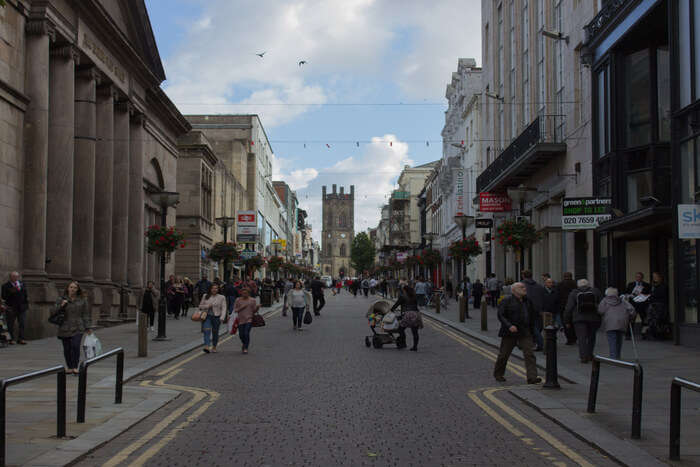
485, 91, 504, 102
541, 29, 569, 44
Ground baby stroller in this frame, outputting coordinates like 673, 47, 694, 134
364, 300, 405, 349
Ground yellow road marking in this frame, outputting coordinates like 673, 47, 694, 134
483, 388, 594, 467
468, 390, 525, 438
156, 335, 233, 376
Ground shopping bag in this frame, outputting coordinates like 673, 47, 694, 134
252, 313, 265, 327
303, 310, 313, 325
83, 332, 102, 359
229, 314, 239, 335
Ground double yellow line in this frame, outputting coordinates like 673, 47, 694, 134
426, 318, 594, 467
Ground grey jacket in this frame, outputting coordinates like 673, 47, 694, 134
598, 296, 634, 332
53, 297, 90, 338
564, 286, 603, 324
522, 278, 545, 313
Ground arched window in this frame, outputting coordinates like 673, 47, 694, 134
339, 244, 346, 256
338, 213, 346, 227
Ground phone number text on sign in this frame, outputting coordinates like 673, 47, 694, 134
561, 197, 612, 230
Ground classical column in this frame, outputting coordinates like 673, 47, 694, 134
46, 44, 78, 279
93, 84, 116, 283
127, 112, 145, 289
111, 101, 131, 285
22, 19, 54, 277
71, 67, 99, 281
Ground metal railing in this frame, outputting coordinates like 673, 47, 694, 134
587, 355, 643, 439
584, 0, 630, 44
0, 365, 66, 466
77, 348, 124, 423
669, 377, 700, 460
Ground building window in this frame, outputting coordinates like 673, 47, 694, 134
522, 0, 530, 126
201, 164, 213, 222
340, 244, 346, 256
626, 171, 653, 212
484, 23, 489, 64
595, 65, 610, 157
536, 0, 546, 116
657, 46, 671, 141
553, 0, 564, 139
498, 3, 505, 145
623, 49, 652, 147
509, 0, 516, 139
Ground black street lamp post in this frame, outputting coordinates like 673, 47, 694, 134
151, 191, 179, 341
215, 217, 236, 282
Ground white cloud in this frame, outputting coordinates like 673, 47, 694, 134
160, 0, 482, 124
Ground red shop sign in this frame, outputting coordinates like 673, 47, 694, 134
479, 192, 512, 212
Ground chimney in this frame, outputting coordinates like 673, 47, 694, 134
340, 186, 344, 195
332, 184, 337, 194
322, 186, 326, 198
350, 185, 355, 197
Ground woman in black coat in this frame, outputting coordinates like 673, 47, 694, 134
472, 279, 484, 309
391, 286, 423, 351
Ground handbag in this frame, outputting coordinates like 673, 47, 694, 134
251, 313, 265, 327
48, 310, 65, 326
191, 310, 208, 322
303, 310, 313, 325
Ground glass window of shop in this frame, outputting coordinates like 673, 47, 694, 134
677, 0, 700, 109
678, 136, 700, 324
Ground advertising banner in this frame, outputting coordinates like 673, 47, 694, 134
455, 168, 465, 215
237, 210, 256, 226
562, 197, 612, 230
475, 218, 493, 229
479, 193, 512, 212
396, 252, 408, 262
678, 204, 700, 238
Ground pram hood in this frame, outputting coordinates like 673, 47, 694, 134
366, 300, 392, 319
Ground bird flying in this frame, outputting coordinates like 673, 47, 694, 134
298, 60, 307, 67
256, 52, 266, 58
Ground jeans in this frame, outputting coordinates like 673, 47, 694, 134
143, 309, 155, 327
573, 321, 601, 361
606, 330, 624, 359
417, 294, 426, 307
398, 326, 420, 349
494, 333, 538, 381
202, 315, 221, 347
239, 322, 252, 350
292, 307, 305, 328
313, 295, 325, 314
533, 315, 544, 349
60, 333, 83, 369
6, 306, 26, 341
473, 294, 482, 310
363, 288, 369, 297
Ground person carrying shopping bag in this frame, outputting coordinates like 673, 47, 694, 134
234, 288, 260, 354
198, 283, 227, 353
284, 280, 312, 330
50, 281, 91, 375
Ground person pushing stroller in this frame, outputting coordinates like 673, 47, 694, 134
390, 285, 423, 351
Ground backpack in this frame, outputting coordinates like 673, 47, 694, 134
576, 290, 597, 315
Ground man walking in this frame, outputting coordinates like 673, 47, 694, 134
625, 272, 651, 339
521, 270, 545, 351
493, 282, 541, 384
557, 272, 577, 345
414, 277, 428, 307
195, 275, 211, 306
564, 278, 603, 363
311, 276, 325, 316
1, 271, 29, 344
486, 274, 500, 307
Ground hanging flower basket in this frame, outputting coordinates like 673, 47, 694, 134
144, 225, 185, 254
420, 248, 442, 267
208, 242, 240, 262
267, 256, 284, 272
449, 235, 483, 264
244, 254, 264, 272
495, 219, 541, 251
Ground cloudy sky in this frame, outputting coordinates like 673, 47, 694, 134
146, 0, 481, 241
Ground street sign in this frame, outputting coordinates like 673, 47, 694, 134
479, 193, 512, 212
237, 234, 257, 242
475, 218, 493, 229
240, 250, 257, 259
562, 197, 612, 230
272, 239, 287, 248
237, 210, 256, 226
678, 204, 700, 238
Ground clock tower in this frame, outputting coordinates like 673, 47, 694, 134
321, 184, 355, 277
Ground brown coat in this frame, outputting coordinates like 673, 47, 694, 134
53, 297, 90, 338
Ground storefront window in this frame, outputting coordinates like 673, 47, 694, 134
626, 171, 653, 211
624, 49, 651, 147
657, 47, 671, 141
599, 233, 609, 288
681, 239, 698, 324
681, 139, 696, 203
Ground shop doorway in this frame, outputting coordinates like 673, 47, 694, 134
625, 240, 650, 284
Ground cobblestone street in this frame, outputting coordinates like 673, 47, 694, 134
76, 293, 616, 466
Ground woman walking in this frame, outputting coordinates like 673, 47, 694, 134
141, 281, 159, 331
234, 288, 260, 354
51, 281, 90, 374
391, 285, 424, 351
472, 279, 484, 309
198, 283, 227, 353
183, 277, 194, 317
284, 280, 311, 330
598, 287, 634, 359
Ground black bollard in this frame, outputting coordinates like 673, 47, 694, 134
543, 325, 560, 389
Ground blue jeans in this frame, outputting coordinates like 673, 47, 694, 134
292, 307, 305, 328
202, 315, 221, 347
606, 330, 624, 359
60, 333, 82, 369
239, 322, 252, 350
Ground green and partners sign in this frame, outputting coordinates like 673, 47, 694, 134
562, 197, 612, 230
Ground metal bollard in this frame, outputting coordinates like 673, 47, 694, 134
543, 326, 560, 389
138, 312, 148, 357
459, 295, 466, 321
57, 369, 66, 438
435, 292, 441, 314
481, 300, 488, 330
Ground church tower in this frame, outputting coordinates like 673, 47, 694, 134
321, 185, 354, 277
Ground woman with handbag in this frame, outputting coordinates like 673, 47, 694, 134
234, 288, 260, 354
284, 280, 311, 331
51, 281, 90, 374
198, 283, 227, 353
391, 285, 423, 351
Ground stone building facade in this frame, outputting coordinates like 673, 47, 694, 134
321, 185, 354, 277
0, 0, 190, 338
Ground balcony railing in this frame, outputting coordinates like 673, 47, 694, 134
476, 114, 566, 193
391, 190, 410, 201
584, 0, 631, 44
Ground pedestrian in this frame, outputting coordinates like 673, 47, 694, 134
311, 276, 326, 316
141, 281, 159, 331
521, 270, 545, 351
391, 285, 423, 351
361, 277, 370, 297
445, 277, 453, 299
598, 287, 634, 359
1, 271, 29, 345
644, 271, 669, 340
351, 279, 359, 297
167, 277, 186, 319
50, 281, 90, 375
195, 275, 211, 306
472, 279, 484, 310
234, 288, 260, 354
542, 278, 560, 329
501, 278, 514, 301
198, 283, 227, 353
380, 278, 387, 298
556, 272, 578, 345
183, 277, 195, 316
564, 278, 603, 363
486, 273, 500, 307
284, 280, 311, 330
414, 277, 428, 307
625, 272, 651, 339
493, 282, 541, 384
223, 276, 240, 317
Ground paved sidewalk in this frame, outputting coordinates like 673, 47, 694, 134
421, 300, 700, 465
0, 300, 282, 466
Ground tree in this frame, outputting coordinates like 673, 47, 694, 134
350, 232, 375, 275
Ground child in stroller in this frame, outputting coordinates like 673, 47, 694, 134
365, 300, 406, 349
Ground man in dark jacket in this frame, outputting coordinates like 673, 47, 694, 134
556, 272, 577, 345
493, 282, 541, 384
564, 279, 603, 363
311, 276, 325, 316
625, 272, 651, 338
1, 271, 29, 344
543, 278, 560, 322
521, 270, 545, 351
195, 276, 211, 305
